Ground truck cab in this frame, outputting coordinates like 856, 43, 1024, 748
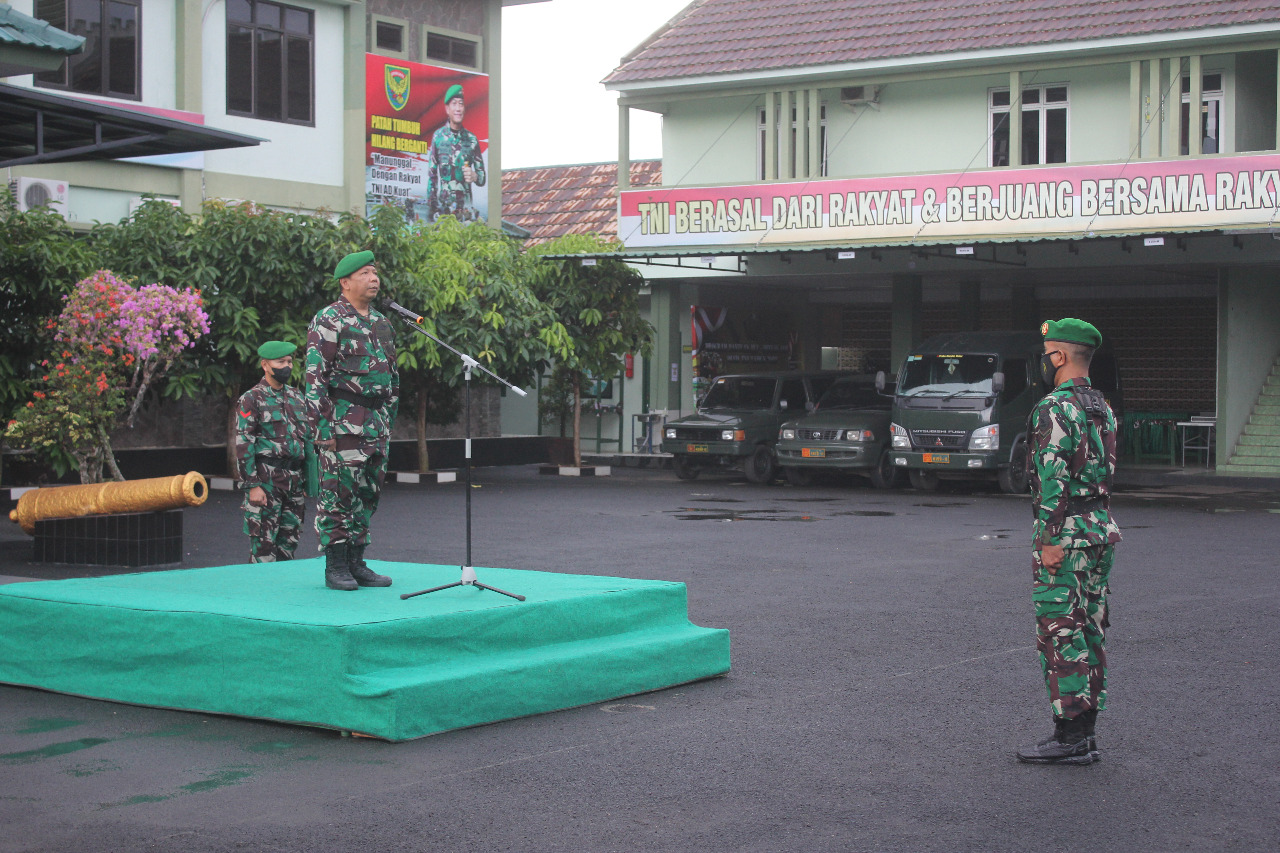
662, 371, 847, 483
884, 330, 1122, 492
884, 331, 1042, 493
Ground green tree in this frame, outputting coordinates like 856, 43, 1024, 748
0, 191, 98, 421
181, 200, 365, 474
528, 234, 653, 468
388, 216, 572, 471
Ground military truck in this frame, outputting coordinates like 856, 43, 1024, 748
662, 370, 848, 482
881, 331, 1121, 493
774, 375, 900, 488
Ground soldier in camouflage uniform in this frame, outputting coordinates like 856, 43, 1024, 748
1017, 318, 1122, 766
235, 340, 310, 563
425, 84, 486, 223
306, 250, 399, 591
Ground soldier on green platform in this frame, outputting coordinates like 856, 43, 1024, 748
305, 251, 399, 591
235, 340, 310, 563
425, 83, 486, 223
1017, 318, 1122, 766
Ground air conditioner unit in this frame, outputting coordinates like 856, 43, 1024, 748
129, 196, 182, 217
840, 85, 881, 108
14, 177, 69, 216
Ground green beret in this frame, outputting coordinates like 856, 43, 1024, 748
1041, 318, 1102, 348
444, 84, 464, 104
334, 250, 375, 280
257, 340, 297, 360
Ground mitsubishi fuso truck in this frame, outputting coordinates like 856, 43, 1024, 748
880, 331, 1120, 493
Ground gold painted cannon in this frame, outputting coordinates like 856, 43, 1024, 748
8, 471, 208, 535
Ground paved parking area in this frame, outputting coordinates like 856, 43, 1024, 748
2, 466, 1278, 852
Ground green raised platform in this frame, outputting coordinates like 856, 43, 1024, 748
0, 560, 730, 740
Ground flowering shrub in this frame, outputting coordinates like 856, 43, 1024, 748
3, 270, 209, 482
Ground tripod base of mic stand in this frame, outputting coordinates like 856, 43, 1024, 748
400, 566, 526, 602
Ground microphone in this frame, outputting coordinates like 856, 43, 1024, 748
387, 301, 424, 324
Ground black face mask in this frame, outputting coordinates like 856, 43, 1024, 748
1039, 351, 1061, 390
270, 366, 293, 385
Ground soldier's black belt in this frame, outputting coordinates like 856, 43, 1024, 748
257, 455, 304, 469
330, 388, 388, 410
1066, 495, 1107, 515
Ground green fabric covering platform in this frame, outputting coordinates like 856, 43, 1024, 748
0, 560, 730, 740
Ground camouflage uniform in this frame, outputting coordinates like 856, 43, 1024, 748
425, 123, 485, 222
1029, 376, 1122, 720
235, 379, 309, 562
305, 295, 398, 551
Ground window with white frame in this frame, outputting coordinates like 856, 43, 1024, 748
757, 102, 827, 180
989, 85, 1069, 167
371, 16, 408, 59
1181, 72, 1224, 154
425, 29, 479, 69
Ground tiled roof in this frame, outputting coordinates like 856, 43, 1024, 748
606, 0, 1280, 85
502, 160, 662, 244
0, 3, 83, 52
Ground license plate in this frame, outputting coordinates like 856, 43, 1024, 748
687, 444, 709, 453
801, 448, 825, 458
923, 453, 950, 464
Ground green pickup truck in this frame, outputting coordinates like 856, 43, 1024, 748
662, 371, 848, 482
774, 375, 900, 488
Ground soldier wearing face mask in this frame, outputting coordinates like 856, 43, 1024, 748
1017, 318, 1121, 766
235, 340, 311, 563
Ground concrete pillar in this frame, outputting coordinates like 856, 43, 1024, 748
343, 2, 368, 215
779, 90, 793, 179
1008, 70, 1022, 166
1189, 54, 1203, 156
890, 274, 922, 369
1010, 283, 1039, 330
958, 281, 981, 331
764, 92, 776, 180
1149, 58, 1163, 157
618, 104, 631, 190
175, 0, 202, 112
808, 88, 822, 178
1130, 61, 1142, 157
650, 282, 687, 414
1216, 267, 1280, 466
485, 0, 502, 222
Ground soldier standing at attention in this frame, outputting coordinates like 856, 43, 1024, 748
235, 341, 310, 563
425, 83, 486, 223
1017, 318, 1122, 765
306, 251, 398, 591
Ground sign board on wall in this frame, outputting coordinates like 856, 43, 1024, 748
619, 153, 1280, 248
365, 54, 490, 224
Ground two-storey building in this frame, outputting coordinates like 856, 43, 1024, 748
3, 0, 537, 223
603, 0, 1280, 476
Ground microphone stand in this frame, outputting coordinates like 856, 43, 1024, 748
388, 301, 527, 603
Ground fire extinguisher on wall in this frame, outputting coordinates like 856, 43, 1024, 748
624, 353, 634, 379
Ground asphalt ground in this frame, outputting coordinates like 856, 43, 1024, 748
1, 465, 1278, 852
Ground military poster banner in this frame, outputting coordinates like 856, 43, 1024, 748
619, 152, 1280, 248
365, 54, 490, 224
690, 305, 794, 399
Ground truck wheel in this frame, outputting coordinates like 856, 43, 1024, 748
870, 451, 901, 490
744, 445, 777, 484
783, 466, 813, 486
999, 440, 1030, 494
908, 469, 940, 491
671, 454, 700, 480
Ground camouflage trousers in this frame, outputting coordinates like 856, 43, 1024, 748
1032, 543, 1115, 719
315, 443, 387, 550
243, 473, 306, 563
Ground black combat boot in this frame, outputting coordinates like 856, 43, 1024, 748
324, 543, 358, 591
1078, 709, 1100, 761
348, 543, 392, 587
1016, 714, 1094, 765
